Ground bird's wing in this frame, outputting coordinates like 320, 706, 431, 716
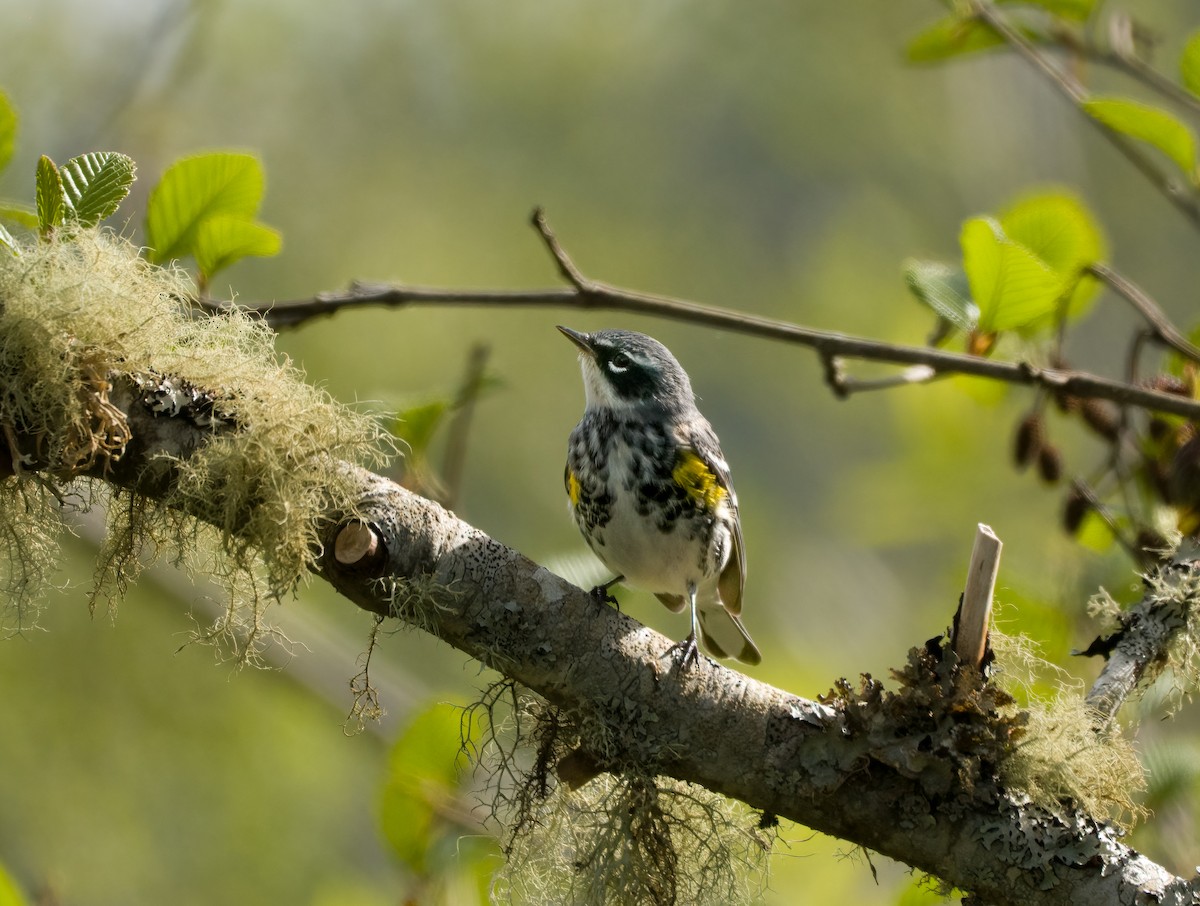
675, 420, 745, 616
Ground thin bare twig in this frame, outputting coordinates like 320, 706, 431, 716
1098, 48, 1200, 116
1088, 263, 1200, 364
221, 209, 1200, 421
533, 207, 591, 289
825, 364, 939, 396
441, 342, 491, 510
1070, 477, 1149, 566
1045, 13, 1200, 117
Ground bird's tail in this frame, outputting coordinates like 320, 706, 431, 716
697, 605, 762, 665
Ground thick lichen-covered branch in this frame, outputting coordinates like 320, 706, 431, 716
1083, 561, 1200, 728
1, 231, 1194, 905
319, 476, 1180, 905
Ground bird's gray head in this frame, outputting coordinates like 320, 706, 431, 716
557, 326, 695, 415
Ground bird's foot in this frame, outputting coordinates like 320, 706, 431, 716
588, 575, 622, 610
666, 632, 702, 670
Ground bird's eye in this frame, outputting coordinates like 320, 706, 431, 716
608, 352, 631, 372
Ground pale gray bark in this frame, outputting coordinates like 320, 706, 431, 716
75, 372, 1200, 906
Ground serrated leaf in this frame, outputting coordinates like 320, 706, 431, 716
144, 152, 266, 264
903, 259, 978, 331
999, 190, 1106, 319
0, 222, 16, 257
961, 217, 1062, 333
1182, 31, 1200, 98
906, 15, 1003, 63
193, 215, 281, 280
1082, 97, 1197, 181
0, 203, 38, 229
59, 152, 136, 227
1000, 191, 1105, 274
0, 91, 16, 176
35, 155, 65, 238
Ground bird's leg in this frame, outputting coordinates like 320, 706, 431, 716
588, 574, 623, 609
667, 583, 702, 668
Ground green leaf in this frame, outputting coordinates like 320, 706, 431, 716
35, 155, 65, 238
999, 191, 1105, 274
906, 15, 1003, 63
193, 215, 282, 280
379, 703, 477, 873
391, 400, 451, 457
0, 862, 30, 906
1075, 508, 1115, 552
144, 152, 266, 264
0, 203, 38, 230
999, 190, 1106, 318
0, 222, 16, 257
59, 152, 136, 227
1182, 31, 1200, 98
0, 91, 16, 177
1082, 97, 1197, 181
903, 259, 978, 332
1001, 0, 1095, 21
960, 217, 1062, 333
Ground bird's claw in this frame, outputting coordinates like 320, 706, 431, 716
666, 633, 702, 669
588, 577, 622, 610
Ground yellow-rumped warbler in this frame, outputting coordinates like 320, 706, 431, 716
558, 325, 761, 666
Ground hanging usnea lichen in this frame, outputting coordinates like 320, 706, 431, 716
0, 229, 391, 649
473, 682, 773, 906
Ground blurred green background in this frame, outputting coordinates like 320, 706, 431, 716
2, 1, 1199, 903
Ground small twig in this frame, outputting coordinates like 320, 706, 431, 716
954, 524, 1002, 670
243, 213, 1200, 421
1044, 13, 1200, 117
1070, 477, 1150, 567
1099, 48, 1200, 116
820, 352, 848, 400
441, 342, 491, 510
1089, 263, 1200, 364
532, 206, 590, 289
826, 364, 939, 396
972, 1, 1200, 231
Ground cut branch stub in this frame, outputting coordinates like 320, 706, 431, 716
955, 523, 1002, 670
334, 519, 386, 572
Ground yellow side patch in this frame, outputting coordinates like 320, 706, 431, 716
672, 450, 726, 510
566, 469, 582, 506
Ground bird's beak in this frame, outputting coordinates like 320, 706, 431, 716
557, 325, 595, 357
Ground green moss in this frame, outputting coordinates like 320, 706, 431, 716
0, 229, 392, 654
